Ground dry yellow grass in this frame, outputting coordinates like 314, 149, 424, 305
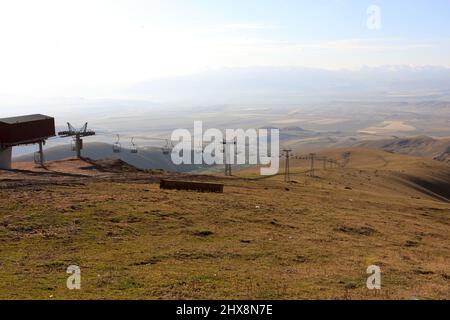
0, 150, 449, 300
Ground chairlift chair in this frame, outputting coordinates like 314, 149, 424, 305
34, 152, 43, 164
162, 139, 172, 155
113, 134, 122, 153
130, 137, 138, 154
194, 141, 204, 155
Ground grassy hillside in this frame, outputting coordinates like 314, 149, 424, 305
0, 150, 449, 300
356, 136, 450, 164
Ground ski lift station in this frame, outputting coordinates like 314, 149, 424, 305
0, 114, 55, 169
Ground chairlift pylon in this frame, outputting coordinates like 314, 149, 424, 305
58, 122, 95, 159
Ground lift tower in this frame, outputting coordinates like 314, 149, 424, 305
222, 138, 237, 176
58, 123, 95, 159
282, 149, 292, 182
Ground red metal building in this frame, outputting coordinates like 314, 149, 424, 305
0, 114, 55, 147
0, 114, 55, 169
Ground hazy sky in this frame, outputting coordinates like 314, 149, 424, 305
0, 0, 449, 98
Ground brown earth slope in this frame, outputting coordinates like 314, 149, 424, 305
357, 136, 450, 164
0, 152, 449, 300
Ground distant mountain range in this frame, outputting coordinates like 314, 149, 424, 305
128, 66, 450, 103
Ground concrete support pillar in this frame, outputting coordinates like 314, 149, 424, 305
0, 147, 12, 170
75, 135, 82, 159
34, 141, 45, 166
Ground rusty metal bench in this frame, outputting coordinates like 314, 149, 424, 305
160, 179, 224, 193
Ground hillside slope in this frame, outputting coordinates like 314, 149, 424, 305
324, 148, 450, 201
235, 148, 450, 202
0, 151, 449, 300
357, 136, 450, 164
14, 142, 203, 172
